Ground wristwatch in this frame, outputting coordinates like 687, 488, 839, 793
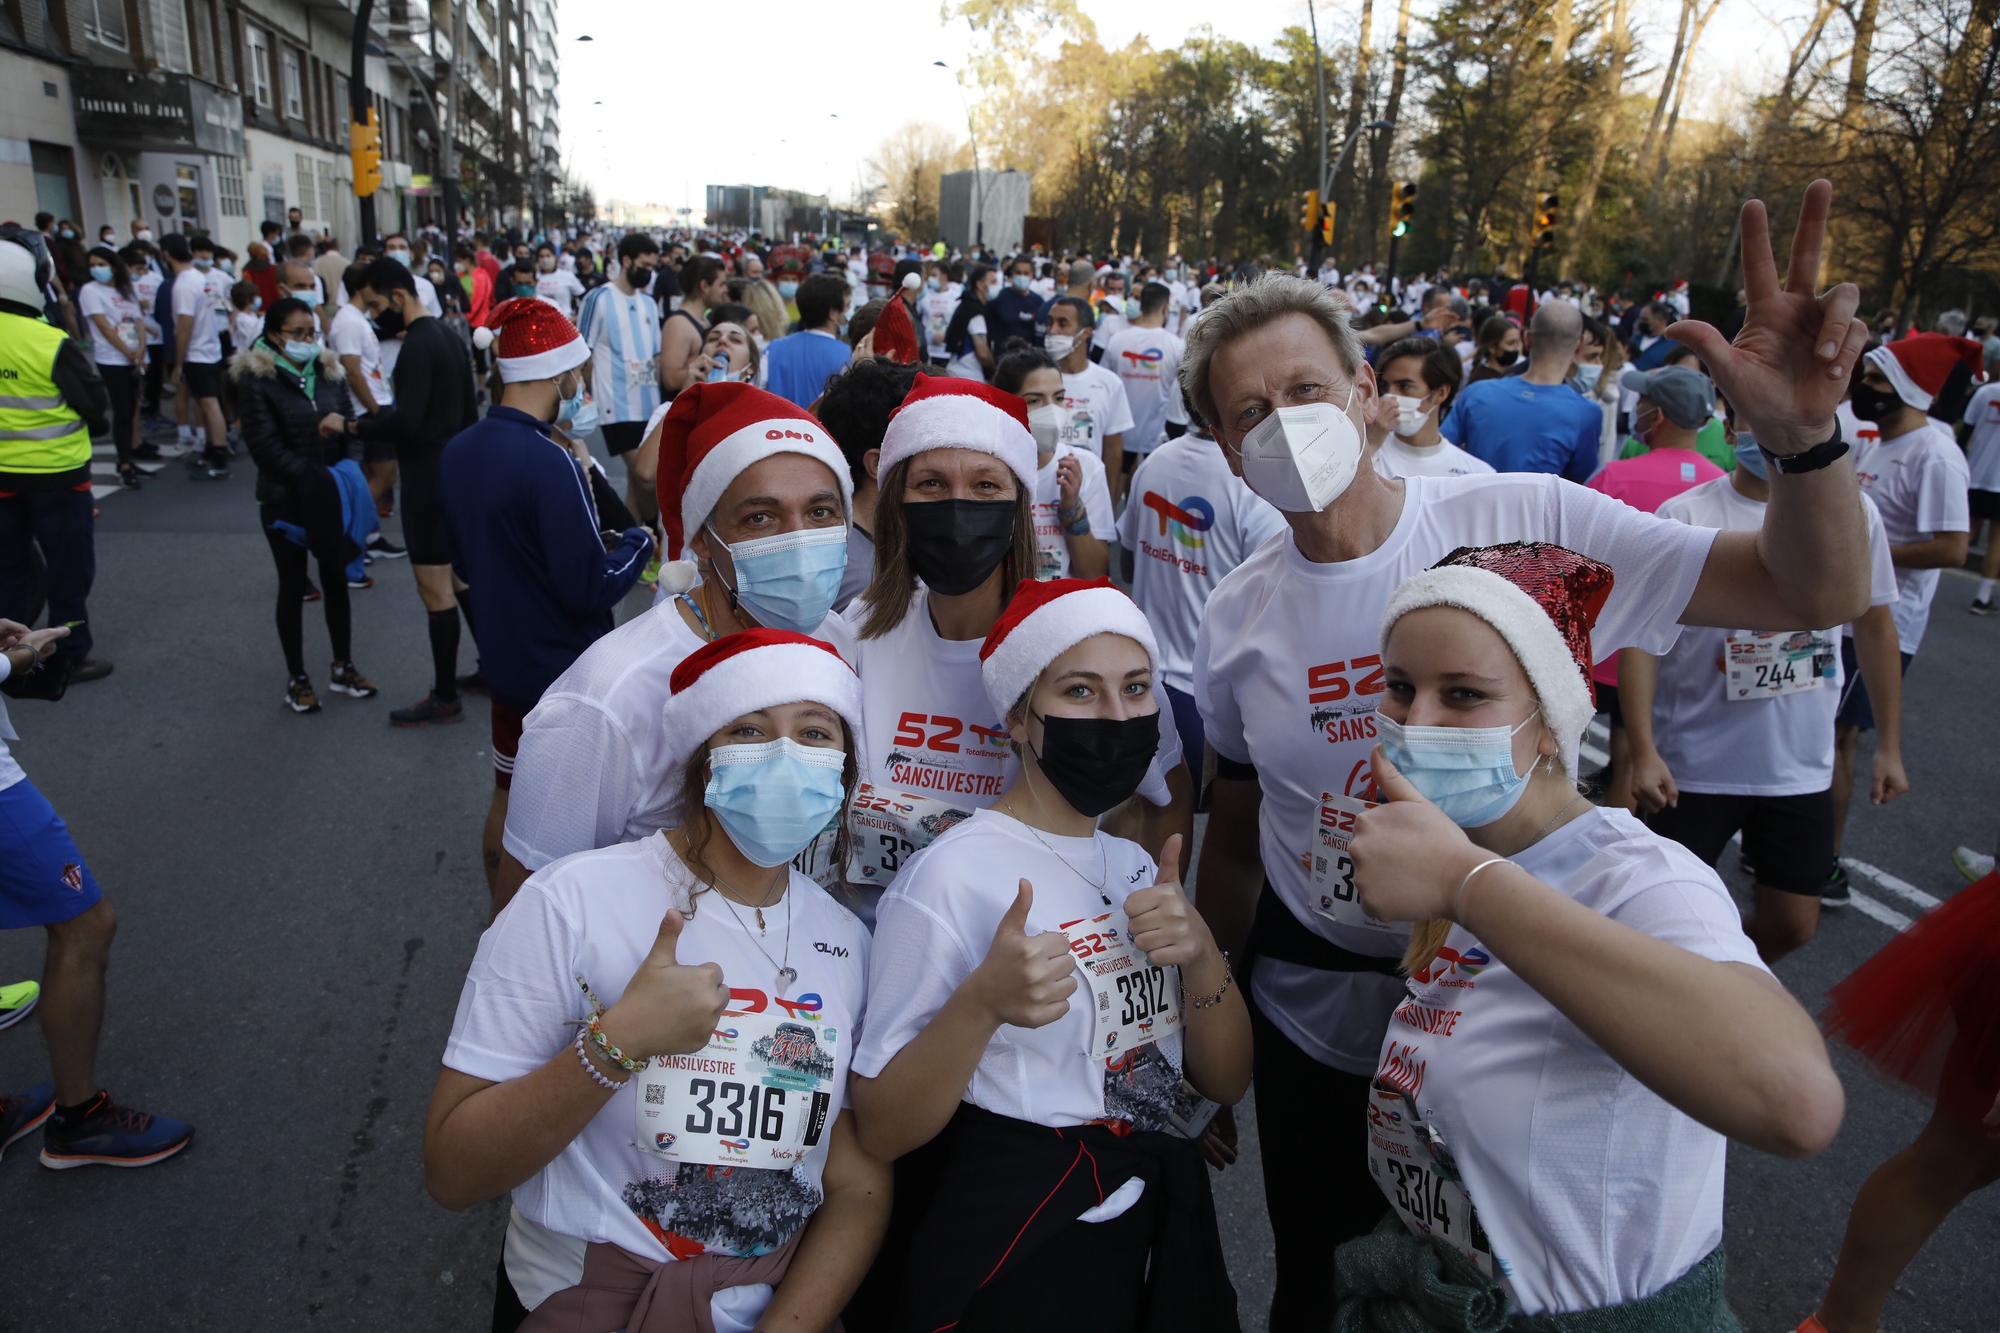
1759, 424, 1850, 475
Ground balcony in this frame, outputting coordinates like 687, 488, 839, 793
462, 1, 495, 55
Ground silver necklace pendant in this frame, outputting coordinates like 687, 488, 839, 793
777, 965, 799, 990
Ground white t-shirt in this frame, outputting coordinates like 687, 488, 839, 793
918, 286, 960, 361
229, 310, 263, 354
1102, 325, 1186, 458
445, 833, 868, 1324
77, 282, 143, 367
1852, 419, 1970, 654
536, 267, 586, 318
1116, 434, 1286, 695
415, 272, 445, 319
201, 267, 233, 320
1961, 382, 2000, 494
945, 314, 987, 382
1194, 473, 1715, 1072
1058, 361, 1135, 461
1649, 477, 1897, 796
1372, 435, 1496, 480
131, 269, 164, 345
854, 809, 1194, 1133
1031, 445, 1115, 580
328, 303, 392, 413
1373, 807, 1766, 1316
502, 601, 856, 872
171, 268, 222, 364
1091, 306, 1129, 355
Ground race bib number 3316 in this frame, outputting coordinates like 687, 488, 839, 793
635, 1008, 839, 1170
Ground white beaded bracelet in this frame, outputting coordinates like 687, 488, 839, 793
575, 1027, 629, 1091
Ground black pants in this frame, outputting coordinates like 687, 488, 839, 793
0, 485, 94, 660
261, 485, 352, 678
100, 364, 137, 465
1249, 983, 1383, 1332
142, 353, 165, 415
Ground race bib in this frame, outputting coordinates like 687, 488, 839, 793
1035, 538, 1066, 581
1310, 793, 1398, 933
635, 1008, 840, 1170
845, 782, 977, 884
1366, 1083, 1496, 1275
1725, 629, 1835, 701
626, 358, 653, 387
789, 809, 843, 889
1062, 911, 1181, 1058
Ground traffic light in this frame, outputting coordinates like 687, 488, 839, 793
1320, 200, 1336, 246
1534, 191, 1560, 250
1391, 181, 1417, 237
351, 108, 382, 198
1301, 189, 1320, 234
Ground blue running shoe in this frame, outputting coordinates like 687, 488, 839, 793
0, 1082, 54, 1162
38, 1090, 192, 1169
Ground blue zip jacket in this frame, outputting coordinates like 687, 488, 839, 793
438, 405, 653, 714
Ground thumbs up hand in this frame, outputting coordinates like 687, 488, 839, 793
1125, 835, 1210, 967
1349, 746, 1485, 924
968, 880, 1078, 1030
604, 908, 732, 1061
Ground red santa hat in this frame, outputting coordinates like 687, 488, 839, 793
872, 278, 921, 365
653, 382, 853, 595
876, 373, 1037, 489
661, 629, 865, 795
979, 577, 1160, 717
1866, 332, 1986, 411
1380, 542, 1615, 777
470, 297, 589, 383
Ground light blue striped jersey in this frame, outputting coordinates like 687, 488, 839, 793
577, 284, 662, 424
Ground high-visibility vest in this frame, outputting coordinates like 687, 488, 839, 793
0, 311, 91, 476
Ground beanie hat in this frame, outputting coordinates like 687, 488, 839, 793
653, 381, 853, 595
661, 629, 865, 791
470, 297, 590, 382
1380, 542, 1614, 777
1867, 332, 1986, 411
871, 277, 921, 364
978, 577, 1160, 717
876, 374, 1037, 489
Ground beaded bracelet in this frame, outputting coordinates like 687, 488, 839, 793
587, 1013, 647, 1074
1188, 950, 1235, 1010
574, 1028, 629, 1091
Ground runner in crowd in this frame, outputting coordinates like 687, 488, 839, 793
1187, 180, 1874, 1328
851, 578, 1249, 1332
76, 245, 146, 489
1103, 281, 1189, 505
426, 630, 885, 1331
1365, 334, 1493, 479
1441, 298, 1601, 479
1339, 541, 1841, 1323
1043, 296, 1134, 484
162, 233, 231, 479
942, 264, 996, 381
991, 345, 1114, 580
577, 234, 664, 532
1962, 365, 2000, 614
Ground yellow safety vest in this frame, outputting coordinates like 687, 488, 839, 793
0, 311, 91, 476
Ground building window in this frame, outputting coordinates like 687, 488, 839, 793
316, 160, 336, 226
216, 155, 247, 217
153, 0, 192, 72
245, 27, 271, 106
295, 153, 315, 220
282, 49, 304, 120
82, 0, 128, 50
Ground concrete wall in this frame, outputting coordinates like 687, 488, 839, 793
0, 52, 84, 228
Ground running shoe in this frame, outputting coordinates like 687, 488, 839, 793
366, 534, 407, 559
1820, 862, 1851, 909
196, 448, 230, 480
303, 580, 322, 603
132, 441, 164, 462
116, 463, 142, 490
38, 1090, 193, 1169
389, 693, 463, 727
0, 979, 39, 1032
0, 1082, 54, 1162
1953, 846, 1995, 882
285, 675, 321, 714
66, 658, 112, 684
347, 573, 375, 590
326, 662, 379, 700
1973, 598, 1998, 617
455, 668, 488, 694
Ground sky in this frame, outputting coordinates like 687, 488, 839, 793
557, 0, 1798, 220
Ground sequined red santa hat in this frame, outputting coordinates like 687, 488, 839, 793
470, 297, 589, 383
877, 373, 1037, 489
871, 276, 921, 364
979, 577, 1159, 717
653, 382, 852, 595
1866, 331, 1986, 411
1380, 542, 1615, 776
661, 628, 865, 797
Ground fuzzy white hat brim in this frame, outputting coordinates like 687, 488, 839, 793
660, 640, 866, 787
497, 337, 590, 384
679, 418, 854, 558
1865, 344, 1932, 411
877, 394, 1037, 489
981, 587, 1162, 718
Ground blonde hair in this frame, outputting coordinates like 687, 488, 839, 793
739, 280, 789, 359
1181, 273, 1365, 432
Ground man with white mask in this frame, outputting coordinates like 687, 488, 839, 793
1367, 335, 1494, 479
1185, 181, 1876, 1331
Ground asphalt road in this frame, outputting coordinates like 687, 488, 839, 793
1, 441, 1994, 1330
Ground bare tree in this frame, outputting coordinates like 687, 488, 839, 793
1563, 0, 1632, 271
865, 123, 964, 242
1640, 0, 1696, 165
1652, 0, 1726, 185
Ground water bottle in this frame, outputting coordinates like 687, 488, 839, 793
707, 351, 730, 383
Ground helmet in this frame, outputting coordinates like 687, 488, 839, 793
0, 233, 48, 310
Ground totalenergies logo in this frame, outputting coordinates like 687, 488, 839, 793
711, 1026, 739, 1047
1119, 346, 1165, 368
718, 1138, 751, 1156
1140, 491, 1215, 550
776, 992, 824, 1022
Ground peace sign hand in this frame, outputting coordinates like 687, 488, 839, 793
1349, 746, 1484, 923
1663, 179, 1865, 456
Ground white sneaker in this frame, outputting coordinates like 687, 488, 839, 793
1952, 846, 1994, 882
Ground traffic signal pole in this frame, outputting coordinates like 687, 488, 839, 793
349, 0, 378, 247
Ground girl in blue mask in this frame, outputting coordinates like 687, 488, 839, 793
1336, 541, 1843, 1326
427, 629, 888, 1333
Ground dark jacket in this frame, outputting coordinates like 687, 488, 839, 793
231, 341, 355, 510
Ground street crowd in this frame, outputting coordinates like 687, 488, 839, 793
0, 178, 1997, 1332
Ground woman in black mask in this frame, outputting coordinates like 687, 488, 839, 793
848, 577, 1250, 1332
837, 376, 1190, 907
1467, 312, 1524, 384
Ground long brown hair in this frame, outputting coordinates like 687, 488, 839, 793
674, 723, 860, 910
856, 457, 1037, 641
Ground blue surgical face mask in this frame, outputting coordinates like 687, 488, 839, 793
711, 523, 848, 634
557, 372, 597, 434
1733, 432, 1768, 479
90, 265, 114, 285
1572, 362, 1603, 393
1374, 709, 1543, 828
778, 280, 798, 301
1011, 273, 1032, 292
283, 337, 319, 364
193, 256, 214, 270
704, 737, 848, 867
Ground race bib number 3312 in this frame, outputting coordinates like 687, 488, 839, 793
1062, 911, 1181, 1057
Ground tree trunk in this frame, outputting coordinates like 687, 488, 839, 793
1639, 0, 1695, 166
1652, 0, 1723, 185
1334, 0, 1376, 259
1779, 0, 1839, 107
1840, 0, 1880, 139
1506, 0, 1577, 273
1366, 0, 1414, 269
1562, 0, 1632, 273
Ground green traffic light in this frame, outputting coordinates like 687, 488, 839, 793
1393, 221, 1408, 237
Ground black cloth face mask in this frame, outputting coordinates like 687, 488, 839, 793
904, 498, 1016, 597
1847, 381, 1900, 423
1029, 710, 1160, 818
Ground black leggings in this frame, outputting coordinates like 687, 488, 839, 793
260, 482, 352, 678
100, 364, 136, 465
142, 353, 164, 415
